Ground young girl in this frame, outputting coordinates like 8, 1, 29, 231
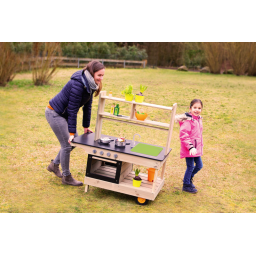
175, 99, 203, 193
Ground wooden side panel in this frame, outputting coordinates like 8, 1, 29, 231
119, 163, 133, 182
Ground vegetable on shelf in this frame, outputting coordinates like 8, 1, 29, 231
121, 84, 134, 101
133, 168, 142, 187
135, 85, 148, 103
138, 85, 148, 96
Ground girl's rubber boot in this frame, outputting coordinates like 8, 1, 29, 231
182, 184, 197, 193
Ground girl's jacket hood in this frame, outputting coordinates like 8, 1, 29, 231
176, 112, 203, 159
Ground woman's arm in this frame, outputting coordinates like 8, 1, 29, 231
82, 95, 93, 130
67, 82, 84, 134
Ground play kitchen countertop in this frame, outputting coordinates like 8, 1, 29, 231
72, 133, 171, 161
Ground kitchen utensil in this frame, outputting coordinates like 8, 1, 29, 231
115, 139, 130, 147
98, 137, 114, 144
135, 112, 148, 121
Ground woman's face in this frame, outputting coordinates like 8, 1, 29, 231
94, 69, 105, 85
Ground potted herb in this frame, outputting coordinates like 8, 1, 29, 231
121, 84, 134, 101
135, 85, 148, 103
133, 168, 142, 187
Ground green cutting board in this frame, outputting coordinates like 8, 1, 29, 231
130, 143, 163, 157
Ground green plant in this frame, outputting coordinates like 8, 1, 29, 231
134, 168, 142, 181
136, 111, 145, 115
121, 84, 133, 96
137, 85, 147, 96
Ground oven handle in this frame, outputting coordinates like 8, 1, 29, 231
91, 156, 117, 164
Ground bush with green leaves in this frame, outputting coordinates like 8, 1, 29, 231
183, 46, 206, 68
60, 43, 147, 60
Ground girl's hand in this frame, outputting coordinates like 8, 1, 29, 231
68, 135, 74, 144
189, 148, 197, 156
84, 128, 93, 134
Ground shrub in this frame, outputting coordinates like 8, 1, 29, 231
247, 43, 256, 76
32, 42, 62, 86
60, 43, 148, 60
183, 43, 206, 68
61, 42, 88, 57
0, 42, 21, 87
225, 42, 256, 76
11, 42, 32, 54
201, 43, 225, 74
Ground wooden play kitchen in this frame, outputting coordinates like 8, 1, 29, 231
71, 91, 177, 205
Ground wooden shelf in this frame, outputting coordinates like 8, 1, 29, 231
99, 112, 169, 129
85, 167, 164, 200
101, 96, 173, 111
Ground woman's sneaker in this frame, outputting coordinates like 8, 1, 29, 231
182, 184, 197, 193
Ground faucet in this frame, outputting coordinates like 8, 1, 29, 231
132, 133, 141, 147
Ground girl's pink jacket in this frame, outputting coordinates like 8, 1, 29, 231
175, 112, 203, 159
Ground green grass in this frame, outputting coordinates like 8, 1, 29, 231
1, 68, 256, 212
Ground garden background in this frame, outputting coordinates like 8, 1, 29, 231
1, 42, 256, 212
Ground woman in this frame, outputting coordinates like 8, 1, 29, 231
45, 61, 105, 186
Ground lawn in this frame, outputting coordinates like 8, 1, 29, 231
0, 68, 256, 213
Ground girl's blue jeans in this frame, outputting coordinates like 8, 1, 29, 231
183, 157, 203, 185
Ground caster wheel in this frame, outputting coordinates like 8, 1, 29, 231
135, 197, 148, 205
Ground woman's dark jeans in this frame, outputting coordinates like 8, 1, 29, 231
183, 157, 203, 185
45, 107, 78, 176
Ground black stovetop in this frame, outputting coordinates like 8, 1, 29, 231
72, 133, 171, 161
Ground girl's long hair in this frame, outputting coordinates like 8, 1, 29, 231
83, 61, 105, 97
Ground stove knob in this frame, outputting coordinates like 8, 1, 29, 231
107, 152, 111, 157
114, 154, 118, 159
93, 149, 97, 154
100, 151, 104, 155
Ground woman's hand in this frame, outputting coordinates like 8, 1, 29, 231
84, 128, 93, 134
68, 135, 74, 144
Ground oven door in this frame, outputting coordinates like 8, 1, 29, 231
85, 154, 122, 184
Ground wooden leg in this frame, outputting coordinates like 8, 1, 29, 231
84, 184, 89, 193
161, 162, 167, 179
152, 169, 159, 192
